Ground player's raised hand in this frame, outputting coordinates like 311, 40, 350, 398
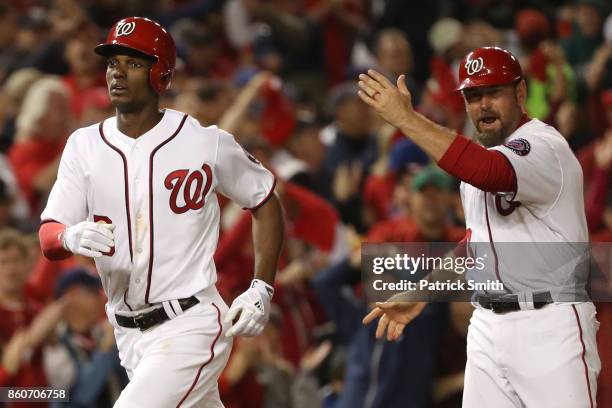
224, 279, 274, 337
357, 70, 415, 129
62, 221, 115, 258
362, 300, 427, 341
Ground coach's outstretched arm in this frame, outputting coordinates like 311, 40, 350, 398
225, 192, 284, 337
357, 70, 516, 193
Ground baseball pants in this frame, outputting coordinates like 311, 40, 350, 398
106, 286, 233, 408
463, 302, 600, 407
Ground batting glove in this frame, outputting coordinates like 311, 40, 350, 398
224, 279, 274, 337
62, 221, 115, 258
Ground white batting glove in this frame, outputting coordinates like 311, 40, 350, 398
62, 221, 115, 258
224, 279, 274, 337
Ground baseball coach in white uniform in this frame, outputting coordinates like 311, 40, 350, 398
361, 47, 601, 407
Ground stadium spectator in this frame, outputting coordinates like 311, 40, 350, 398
0, 67, 42, 151
374, 29, 421, 107
561, 0, 608, 78
44, 269, 127, 408
0, 229, 64, 408
8, 76, 72, 215
309, 166, 463, 407
62, 32, 106, 120
322, 82, 377, 232
514, 9, 575, 121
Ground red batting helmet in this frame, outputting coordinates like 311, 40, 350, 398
94, 17, 176, 94
456, 47, 523, 91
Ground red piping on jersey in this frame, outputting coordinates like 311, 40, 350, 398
123, 289, 133, 311
437, 134, 516, 193
145, 114, 188, 305
483, 193, 509, 292
572, 305, 594, 408
245, 177, 277, 211
176, 302, 222, 407
99, 122, 134, 263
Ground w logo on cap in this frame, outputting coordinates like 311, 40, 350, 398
465, 57, 484, 75
116, 21, 136, 37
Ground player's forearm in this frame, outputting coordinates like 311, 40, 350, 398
251, 192, 284, 286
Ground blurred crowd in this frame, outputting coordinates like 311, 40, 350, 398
0, 0, 610, 407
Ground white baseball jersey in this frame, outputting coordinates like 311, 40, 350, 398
41, 108, 275, 311
460, 119, 599, 408
461, 118, 589, 298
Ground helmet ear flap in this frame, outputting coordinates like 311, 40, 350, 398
148, 62, 172, 93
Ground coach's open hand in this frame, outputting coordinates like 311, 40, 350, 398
357, 69, 457, 161
357, 70, 415, 129
362, 298, 427, 341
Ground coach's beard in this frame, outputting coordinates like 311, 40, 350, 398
475, 129, 505, 148
474, 112, 522, 148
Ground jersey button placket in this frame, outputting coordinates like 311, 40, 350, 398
130, 145, 148, 301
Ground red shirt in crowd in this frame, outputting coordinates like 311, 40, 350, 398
8, 138, 65, 214
0, 293, 48, 408
62, 73, 107, 119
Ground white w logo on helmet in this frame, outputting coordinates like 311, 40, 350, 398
465, 57, 484, 75
116, 21, 136, 37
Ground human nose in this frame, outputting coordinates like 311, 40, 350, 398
479, 94, 492, 110
110, 64, 126, 79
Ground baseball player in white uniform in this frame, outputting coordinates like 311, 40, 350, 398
38, 17, 284, 407
360, 47, 600, 407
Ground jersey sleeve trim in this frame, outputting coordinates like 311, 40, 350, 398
245, 177, 277, 211
40, 218, 61, 225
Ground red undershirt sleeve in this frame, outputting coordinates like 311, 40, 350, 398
39, 221, 72, 260
437, 134, 516, 194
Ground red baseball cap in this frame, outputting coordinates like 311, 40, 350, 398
457, 47, 523, 91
